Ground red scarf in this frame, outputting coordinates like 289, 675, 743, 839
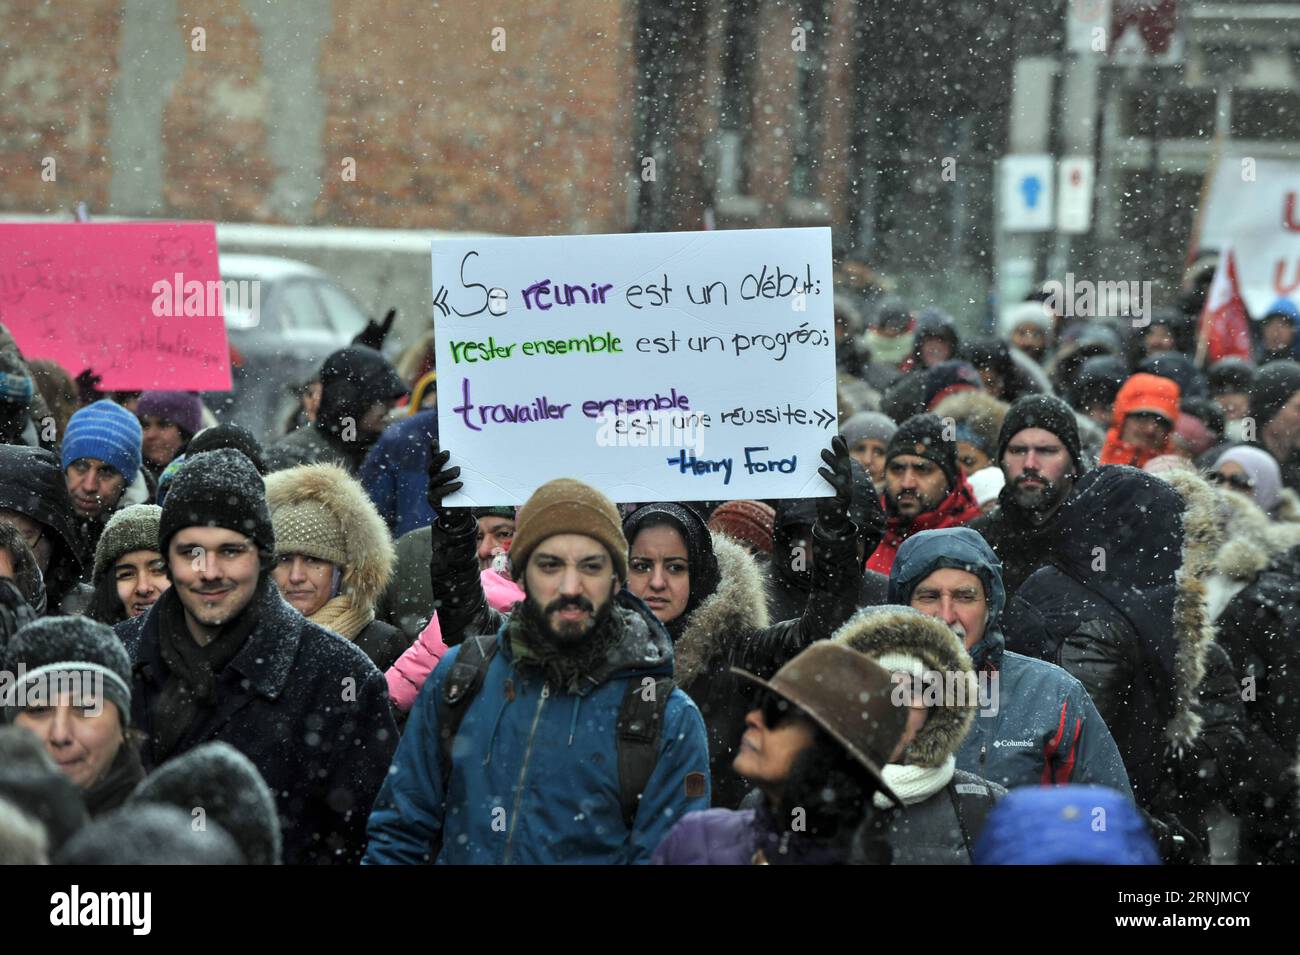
867, 477, 982, 574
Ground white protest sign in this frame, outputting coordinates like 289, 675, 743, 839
432, 228, 837, 505
1197, 158, 1300, 315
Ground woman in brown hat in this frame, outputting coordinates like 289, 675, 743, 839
652, 642, 906, 865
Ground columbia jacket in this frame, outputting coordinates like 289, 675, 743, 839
363, 591, 710, 864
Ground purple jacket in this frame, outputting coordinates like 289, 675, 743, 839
653, 806, 849, 865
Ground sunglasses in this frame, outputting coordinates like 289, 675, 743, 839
756, 689, 804, 729
1210, 471, 1255, 492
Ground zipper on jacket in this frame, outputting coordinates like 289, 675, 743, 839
502, 681, 549, 864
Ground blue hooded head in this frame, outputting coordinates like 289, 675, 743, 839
886, 527, 1006, 631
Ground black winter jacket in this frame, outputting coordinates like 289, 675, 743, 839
116, 579, 399, 865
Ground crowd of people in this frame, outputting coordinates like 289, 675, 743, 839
2, 254, 1300, 866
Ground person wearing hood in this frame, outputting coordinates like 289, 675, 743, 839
768, 452, 888, 622
61, 399, 148, 557
2, 617, 146, 817
364, 477, 710, 864
902, 307, 960, 374
841, 411, 896, 487
1099, 373, 1180, 469
932, 390, 1007, 478
265, 462, 407, 671
267, 345, 409, 475
867, 413, 981, 575
1138, 352, 1207, 400
960, 338, 1043, 404
114, 448, 398, 865
1248, 360, 1300, 495
1211, 475, 1300, 862
974, 786, 1160, 865
1257, 300, 1299, 366
359, 408, 440, 537
1209, 444, 1300, 522
998, 301, 1054, 366
0, 524, 46, 617
1014, 463, 1219, 852
832, 604, 1007, 863
887, 528, 1131, 797
652, 643, 906, 864
970, 395, 1087, 596
1071, 354, 1128, 428
87, 504, 169, 625
0, 445, 89, 614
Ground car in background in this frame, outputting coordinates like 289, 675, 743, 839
204, 254, 370, 445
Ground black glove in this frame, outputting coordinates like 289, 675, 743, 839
427, 438, 474, 533
1146, 810, 1208, 865
352, 308, 397, 351
74, 369, 103, 406
816, 435, 854, 533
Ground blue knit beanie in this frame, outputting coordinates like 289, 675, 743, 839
62, 400, 142, 484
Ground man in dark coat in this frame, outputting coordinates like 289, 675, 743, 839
969, 394, 1086, 596
0, 444, 89, 613
1214, 541, 1300, 863
267, 346, 409, 475
1014, 466, 1217, 841
114, 448, 398, 865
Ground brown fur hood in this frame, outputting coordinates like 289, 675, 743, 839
932, 390, 1009, 456
673, 535, 770, 688
263, 462, 396, 612
832, 606, 975, 769
1153, 467, 1223, 748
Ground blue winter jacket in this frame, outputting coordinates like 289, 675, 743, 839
363, 592, 711, 864
889, 527, 1132, 795
359, 411, 438, 538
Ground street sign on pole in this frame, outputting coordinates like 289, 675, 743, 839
1057, 157, 1095, 234
999, 155, 1055, 233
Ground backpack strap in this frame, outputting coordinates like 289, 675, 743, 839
616, 676, 675, 829
436, 634, 500, 790
947, 779, 998, 860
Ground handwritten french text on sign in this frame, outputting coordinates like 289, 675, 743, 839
0, 222, 232, 390
433, 228, 837, 504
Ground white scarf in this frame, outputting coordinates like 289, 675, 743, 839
872, 755, 956, 809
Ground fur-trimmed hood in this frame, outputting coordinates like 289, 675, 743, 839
931, 390, 1009, 457
1146, 467, 1221, 748
1210, 485, 1300, 584
832, 605, 975, 769
263, 462, 395, 612
673, 535, 769, 687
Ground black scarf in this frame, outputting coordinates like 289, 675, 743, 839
152, 580, 265, 760
83, 736, 146, 817
506, 596, 620, 694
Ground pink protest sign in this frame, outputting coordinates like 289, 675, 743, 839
0, 222, 232, 390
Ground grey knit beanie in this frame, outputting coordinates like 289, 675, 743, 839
93, 504, 163, 580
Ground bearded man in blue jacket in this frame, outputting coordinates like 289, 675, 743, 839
364, 472, 710, 864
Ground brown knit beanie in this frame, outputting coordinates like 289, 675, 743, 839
707, 500, 776, 557
510, 479, 628, 582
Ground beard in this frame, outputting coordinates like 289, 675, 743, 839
512, 589, 620, 691
885, 487, 940, 526
1009, 471, 1069, 517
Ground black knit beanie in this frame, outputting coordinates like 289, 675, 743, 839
996, 394, 1083, 478
187, 423, 268, 476
885, 413, 959, 488
1250, 361, 1300, 429
2, 616, 133, 726
158, 448, 274, 560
